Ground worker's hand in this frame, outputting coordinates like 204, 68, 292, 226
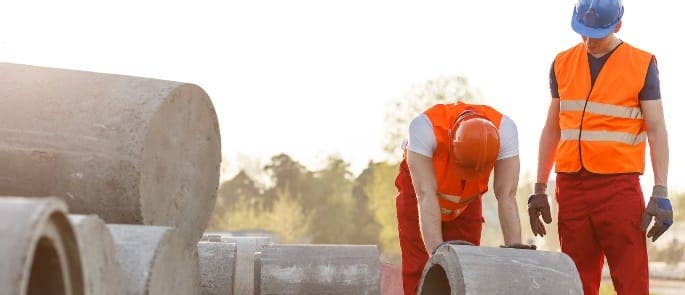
641, 185, 673, 242
528, 183, 552, 237
500, 243, 537, 250
431, 240, 474, 255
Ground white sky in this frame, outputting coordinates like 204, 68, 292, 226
2, 0, 683, 190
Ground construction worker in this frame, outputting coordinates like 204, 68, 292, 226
529, 0, 673, 294
395, 101, 532, 294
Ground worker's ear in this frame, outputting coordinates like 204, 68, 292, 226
614, 21, 622, 33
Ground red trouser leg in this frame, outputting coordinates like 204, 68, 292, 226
556, 172, 648, 295
395, 160, 482, 295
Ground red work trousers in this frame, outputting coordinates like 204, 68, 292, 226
395, 160, 482, 295
556, 171, 648, 295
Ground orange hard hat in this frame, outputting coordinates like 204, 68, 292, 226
449, 111, 500, 180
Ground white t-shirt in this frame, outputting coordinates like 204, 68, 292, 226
407, 114, 519, 160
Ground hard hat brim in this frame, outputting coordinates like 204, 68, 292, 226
571, 10, 618, 39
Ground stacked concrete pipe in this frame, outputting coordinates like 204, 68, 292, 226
255, 244, 381, 295
108, 225, 201, 295
0, 197, 84, 295
222, 236, 273, 294
68, 215, 124, 295
417, 245, 583, 294
198, 241, 237, 295
0, 62, 221, 245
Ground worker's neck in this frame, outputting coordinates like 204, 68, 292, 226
589, 36, 622, 59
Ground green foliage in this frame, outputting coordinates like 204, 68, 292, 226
210, 189, 311, 243
362, 161, 400, 258
209, 154, 384, 246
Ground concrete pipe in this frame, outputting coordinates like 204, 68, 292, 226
0, 197, 84, 295
68, 215, 124, 295
255, 244, 381, 295
417, 245, 583, 295
198, 242, 237, 295
108, 225, 201, 295
0, 63, 221, 244
222, 236, 272, 294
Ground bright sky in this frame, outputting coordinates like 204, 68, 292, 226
2, 0, 683, 190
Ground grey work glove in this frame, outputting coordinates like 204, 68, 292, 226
641, 185, 673, 242
528, 183, 552, 237
500, 243, 537, 250
432, 240, 474, 255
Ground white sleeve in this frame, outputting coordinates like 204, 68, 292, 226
408, 114, 436, 158
497, 116, 519, 160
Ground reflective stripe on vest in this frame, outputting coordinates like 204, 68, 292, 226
554, 42, 652, 174
560, 100, 643, 119
560, 129, 647, 145
423, 102, 503, 221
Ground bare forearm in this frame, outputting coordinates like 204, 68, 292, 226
497, 193, 522, 245
493, 156, 522, 246
418, 191, 443, 254
648, 127, 669, 187
641, 100, 669, 187
537, 126, 559, 184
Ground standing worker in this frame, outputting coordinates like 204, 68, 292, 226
395, 100, 533, 295
529, 0, 673, 294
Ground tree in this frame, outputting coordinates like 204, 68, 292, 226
383, 75, 483, 160
306, 156, 359, 244
210, 189, 311, 244
264, 153, 314, 210
208, 170, 263, 230
363, 161, 401, 259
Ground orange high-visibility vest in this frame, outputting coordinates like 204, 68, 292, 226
423, 102, 503, 221
554, 42, 653, 174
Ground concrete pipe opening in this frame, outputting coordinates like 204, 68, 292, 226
28, 237, 66, 295
420, 264, 451, 295
0, 198, 84, 295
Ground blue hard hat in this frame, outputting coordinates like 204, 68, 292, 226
571, 0, 624, 38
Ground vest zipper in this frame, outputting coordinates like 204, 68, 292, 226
576, 43, 623, 172
577, 63, 602, 172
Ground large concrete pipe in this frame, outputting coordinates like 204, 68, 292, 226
417, 245, 583, 295
108, 225, 201, 295
221, 236, 272, 294
0, 63, 221, 244
198, 241, 237, 295
255, 244, 381, 295
0, 197, 84, 295
68, 215, 124, 295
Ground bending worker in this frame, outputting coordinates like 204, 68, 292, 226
395, 100, 531, 294
529, 0, 673, 294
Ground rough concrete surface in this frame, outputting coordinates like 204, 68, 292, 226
109, 224, 201, 295
68, 215, 124, 295
255, 244, 381, 295
201, 234, 223, 242
198, 242, 237, 295
0, 197, 84, 295
418, 245, 583, 295
0, 62, 221, 245
221, 236, 272, 294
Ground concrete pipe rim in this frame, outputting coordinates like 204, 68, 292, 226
25, 211, 84, 295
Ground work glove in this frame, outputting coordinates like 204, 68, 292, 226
500, 243, 537, 250
641, 185, 673, 242
528, 183, 552, 237
431, 240, 474, 255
